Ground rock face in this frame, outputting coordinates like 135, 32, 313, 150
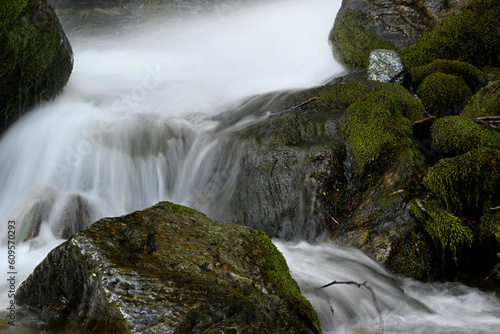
0, 0, 73, 130
16, 202, 321, 334
367, 50, 407, 84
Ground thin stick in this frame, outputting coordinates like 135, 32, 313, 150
320, 280, 384, 333
271, 96, 318, 117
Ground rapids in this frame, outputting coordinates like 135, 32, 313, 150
0, 0, 499, 332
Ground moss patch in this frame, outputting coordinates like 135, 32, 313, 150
461, 81, 500, 119
431, 116, 500, 157
423, 147, 500, 216
341, 100, 412, 178
409, 59, 486, 92
416, 73, 472, 117
0, 0, 73, 127
410, 199, 473, 260
329, 10, 396, 70
400, 0, 500, 69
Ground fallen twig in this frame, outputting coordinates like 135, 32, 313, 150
320, 280, 384, 333
270, 96, 318, 117
473, 116, 500, 131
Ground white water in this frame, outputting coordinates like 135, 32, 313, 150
0, 0, 499, 332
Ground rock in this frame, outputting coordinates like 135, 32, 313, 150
461, 81, 500, 119
401, 0, 500, 69
0, 0, 73, 130
416, 72, 472, 118
329, 0, 436, 70
16, 202, 321, 334
53, 194, 97, 239
367, 50, 407, 85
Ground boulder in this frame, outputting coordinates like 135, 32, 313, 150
367, 50, 407, 85
0, 0, 73, 130
16, 201, 321, 334
329, 0, 436, 70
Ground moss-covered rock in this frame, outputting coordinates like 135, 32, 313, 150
0, 0, 73, 129
16, 202, 321, 333
328, 0, 437, 70
416, 72, 472, 117
410, 199, 473, 260
461, 81, 500, 119
329, 10, 397, 70
423, 147, 500, 216
409, 59, 487, 93
430, 115, 500, 157
400, 0, 500, 69
341, 100, 413, 177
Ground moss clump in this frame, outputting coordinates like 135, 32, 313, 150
431, 116, 500, 157
480, 211, 500, 243
423, 147, 500, 216
386, 230, 433, 279
416, 73, 472, 117
329, 10, 396, 70
356, 84, 427, 122
316, 81, 372, 110
253, 230, 321, 330
409, 59, 486, 93
341, 100, 412, 176
461, 81, 500, 119
0, 0, 73, 127
158, 201, 206, 216
400, 0, 500, 69
410, 199, 473, 260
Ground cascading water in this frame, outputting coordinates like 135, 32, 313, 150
1, 0, 500, 332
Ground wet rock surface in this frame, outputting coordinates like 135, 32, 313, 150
16, 202, 320, 334
367, 50, 408, 85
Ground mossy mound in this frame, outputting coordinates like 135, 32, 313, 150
16, 202, 321, 333
0, 0, 73, 129
329, 10, 397, 70
400, 0, 500, 69
410, 199, 473, 260
461, 81, 500, 119
416, 72, 472, 117
431, 115, 500, 157
423, 147, 500, 216
341, 100, 412, 178
409, 59, 486, 93
312, 80, 426, 122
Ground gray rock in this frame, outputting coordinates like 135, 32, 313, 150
16, 202, 321, 334
367, 50, 407, 85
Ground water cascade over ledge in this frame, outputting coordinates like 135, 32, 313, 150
1, 0, 500, 332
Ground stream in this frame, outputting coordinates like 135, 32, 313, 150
1, 0, 499, 332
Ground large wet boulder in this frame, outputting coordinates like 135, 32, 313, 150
16, 201, 321, 333
0, 0, 73, 130
367, 50, 408, 85
329, 0, 437, 70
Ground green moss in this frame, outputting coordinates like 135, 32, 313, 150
480, 211, 500, 243
461, 81, 500, 118
387, 230, 433, 279
158, 201, 206, 216
409, 59, 486, 92
356, 83, 427, 122
317, 82, 371, 110
410, 199, 473, 260
423, 148, 500, 216
416, 73, 472, 117
431, 116, 500, 157
253, 230, 321, 330
400, 0, 500, 69
329, 10, 397, 70
341, 100, 412, 176
0, 0, 73, 125
483, 66, 500, 82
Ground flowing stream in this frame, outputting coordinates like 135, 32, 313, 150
1, 0, 500, 332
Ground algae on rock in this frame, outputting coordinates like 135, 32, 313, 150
16, 202, 321, 333
0, 0, 73, 129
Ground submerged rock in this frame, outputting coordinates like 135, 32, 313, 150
16, 202, 321, 333
0, 0, 73, 130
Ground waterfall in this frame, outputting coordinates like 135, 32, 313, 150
1, 0, 500, 332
